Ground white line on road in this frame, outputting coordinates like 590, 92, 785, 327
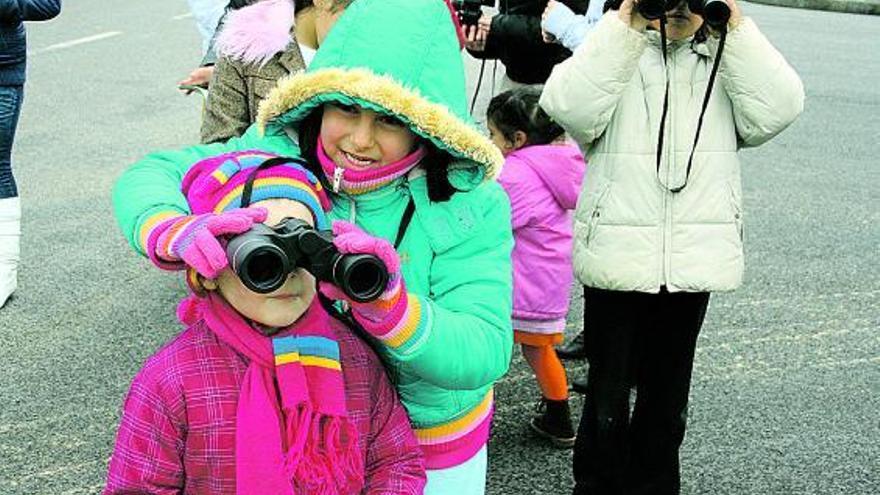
30, 31, 123, 55
171, 12, 194, 20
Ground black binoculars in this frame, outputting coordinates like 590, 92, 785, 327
637, 0, 730, 28
451, 0, 495, 28
225, 218, 389, 303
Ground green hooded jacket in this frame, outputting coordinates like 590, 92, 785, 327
113, 0, 513, 433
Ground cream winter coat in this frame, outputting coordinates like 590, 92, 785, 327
540, 14, 804, 293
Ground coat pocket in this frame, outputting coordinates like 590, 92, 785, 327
728, 181, 743, 242
582, 182, 612, 245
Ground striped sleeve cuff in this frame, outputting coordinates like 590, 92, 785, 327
360, 293, 433, 356
140, 211, 186, 270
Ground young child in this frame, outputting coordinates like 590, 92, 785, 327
112, 1, 513, 492
487, 87, 585, 448
540, 0, 804, 491
104, 152, 425, 494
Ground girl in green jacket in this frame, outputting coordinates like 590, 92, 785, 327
112, 0, 513, 493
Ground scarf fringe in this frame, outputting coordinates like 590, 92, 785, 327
283, 406, 364, 494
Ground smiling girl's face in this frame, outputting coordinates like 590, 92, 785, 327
320, 103, 418, 170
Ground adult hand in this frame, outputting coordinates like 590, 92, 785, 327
618, 0, 650, 32
724, 0, 743, 31
147, 208, 268, 278
178, 66, 214, 93
464, 24, 486, 51
477, 13, 493, 38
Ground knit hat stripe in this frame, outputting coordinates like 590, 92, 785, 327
213, 178, 322, 212
183, 151, 332, 231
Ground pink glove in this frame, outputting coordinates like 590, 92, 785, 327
146, 208, 267, 278
319, 221, 408, 334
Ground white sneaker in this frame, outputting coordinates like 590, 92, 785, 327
0, 196, 21, 308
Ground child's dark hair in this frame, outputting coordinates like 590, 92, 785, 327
487, 87, 565, 147
297, 106, 458, 203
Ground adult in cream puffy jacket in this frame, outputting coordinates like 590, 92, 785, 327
539, 0, 803, 492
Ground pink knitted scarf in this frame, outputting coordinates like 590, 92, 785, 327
180, 293, 363, 494
316, 136, 427, 195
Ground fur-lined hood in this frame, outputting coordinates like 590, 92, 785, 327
257, 0, 504, 180
216, 0, 295, 66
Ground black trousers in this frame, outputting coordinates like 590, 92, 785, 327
572, 287, 710, 495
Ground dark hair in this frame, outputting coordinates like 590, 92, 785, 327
487, 87, 565, 147
296, 106, 458, 203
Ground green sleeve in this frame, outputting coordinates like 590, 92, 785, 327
111, 125, 294, 255
389, 182, 514, 390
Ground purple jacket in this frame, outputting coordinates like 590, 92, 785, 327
498, 143, 585, 323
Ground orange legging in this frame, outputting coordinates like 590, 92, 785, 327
521, 343, 569, 401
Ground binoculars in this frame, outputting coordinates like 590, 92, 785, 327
637, 0, 730, 28
450, 0, 495, 28
225, 218, 389, 303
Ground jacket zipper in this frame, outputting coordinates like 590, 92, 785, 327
332, 166, 344, 193
661, 45, 676, 290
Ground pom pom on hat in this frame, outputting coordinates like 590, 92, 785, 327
182, 150, 332, 229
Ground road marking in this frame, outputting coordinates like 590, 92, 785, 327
31, 31, 123, 55
171, 12, 194, 20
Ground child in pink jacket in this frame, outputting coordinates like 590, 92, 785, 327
488, 88, 585, 448
103, 151, 425, 494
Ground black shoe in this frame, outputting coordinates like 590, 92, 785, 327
556, 331, 586, 360
570, 376, 588, 395
529, 398, 576, 448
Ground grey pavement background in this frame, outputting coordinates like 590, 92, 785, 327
748, 0, 880, 16
0, 1, 877, 494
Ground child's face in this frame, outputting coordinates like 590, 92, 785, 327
488, 120, 525, 157
320, 103, 418, 170
205, 199, 317, 334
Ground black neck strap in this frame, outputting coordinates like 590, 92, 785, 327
394, 197, 416, 249
240, 156, 310, 208
655, 22, 728, 194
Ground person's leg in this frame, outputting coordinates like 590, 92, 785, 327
0, 85, 23, 308
627, 290, 710, 495
522, 342, 575, 447
522, 343, 569, 401
572, 288, 646, 495
424, 445, 488, 495
0, 85, 22, 199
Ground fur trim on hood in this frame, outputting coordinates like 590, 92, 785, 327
216, 0, 295, 66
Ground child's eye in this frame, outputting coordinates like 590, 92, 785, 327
332, 103, 359, 115
377, 114, 406, 128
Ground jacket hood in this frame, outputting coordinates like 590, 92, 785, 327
216, 0, 295, 66
509, 144, 584, 209
256, 0, 503, 180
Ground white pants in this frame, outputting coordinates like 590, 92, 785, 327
424, 445, 488, 495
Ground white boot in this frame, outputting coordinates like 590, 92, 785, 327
0, 196, 21, 308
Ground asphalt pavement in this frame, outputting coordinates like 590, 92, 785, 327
0, 2, 877, 494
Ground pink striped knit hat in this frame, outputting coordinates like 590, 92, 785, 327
182, 150, 332, 229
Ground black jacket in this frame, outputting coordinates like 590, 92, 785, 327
0, 0, 62, 85
468, 0, 587, 85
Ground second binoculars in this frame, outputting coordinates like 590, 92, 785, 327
225, 218, 389, 303
637, 0, 730, 28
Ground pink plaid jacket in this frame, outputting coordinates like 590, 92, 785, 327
104, 316, 425, 494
